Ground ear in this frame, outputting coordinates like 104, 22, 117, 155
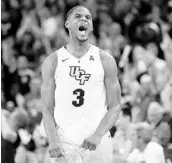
65, 20, 69, 29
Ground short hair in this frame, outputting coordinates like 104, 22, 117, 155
66, 5, 89, 20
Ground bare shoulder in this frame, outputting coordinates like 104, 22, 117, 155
99, 49, 117, 76
99, 49, 113, 61
41, 52, 58, 78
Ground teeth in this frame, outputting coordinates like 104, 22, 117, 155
80, 30, 86, 34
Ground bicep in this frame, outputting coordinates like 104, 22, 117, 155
105, 74, 121, 108
41, 58, 56, 112
41, 78, 55, 104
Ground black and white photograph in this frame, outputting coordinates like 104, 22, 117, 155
1, 0, 172, 163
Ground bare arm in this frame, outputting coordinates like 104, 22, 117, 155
41, 52, 58, 144
93, 50, 121, 137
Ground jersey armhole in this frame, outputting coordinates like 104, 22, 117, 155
98, 48, 105, 79
54, 51, 59, 80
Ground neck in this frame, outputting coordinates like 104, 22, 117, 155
67, 37, 90, 57
139, 143, 147, 152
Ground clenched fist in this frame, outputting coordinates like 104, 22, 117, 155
80, 134, 102, 151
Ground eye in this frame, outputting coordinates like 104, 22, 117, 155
75, 15, 81, 19
86, 16, 91, 20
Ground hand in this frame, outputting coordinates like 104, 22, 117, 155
80, 134, 102, 151
48, 143, 64, 158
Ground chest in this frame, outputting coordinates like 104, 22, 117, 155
56, 54, 104, 86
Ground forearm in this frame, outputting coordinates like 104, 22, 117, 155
94, 104, 120, 137
41, 53, 58, 145
42, 108, 58, 144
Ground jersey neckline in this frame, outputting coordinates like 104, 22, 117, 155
63, 44, 93, 61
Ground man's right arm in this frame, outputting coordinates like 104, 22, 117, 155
41, 52, 58, 144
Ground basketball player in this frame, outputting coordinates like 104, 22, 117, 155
41, 5, 121, 163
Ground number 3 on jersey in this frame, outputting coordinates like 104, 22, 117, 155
72, 89, 85, 107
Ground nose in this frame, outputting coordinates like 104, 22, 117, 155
80, 16, 87, 21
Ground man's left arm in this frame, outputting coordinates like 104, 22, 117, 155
81, 51, 121, 151
93, 50, 121, 137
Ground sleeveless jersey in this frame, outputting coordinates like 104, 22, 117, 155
54, 45, 107, 145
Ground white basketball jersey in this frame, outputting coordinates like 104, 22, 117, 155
54, 45, 107, 145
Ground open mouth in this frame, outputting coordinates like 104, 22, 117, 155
78, 25, 87, 34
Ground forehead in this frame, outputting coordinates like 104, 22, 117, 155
72, 7, 91, 16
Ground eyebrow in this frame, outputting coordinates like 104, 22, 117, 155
74, 13, 92, 17
86, 15, 91, 18
74, 13, 81, 16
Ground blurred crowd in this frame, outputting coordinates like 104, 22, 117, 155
1, 0, 172, 163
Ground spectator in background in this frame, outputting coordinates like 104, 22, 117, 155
15, 144, 38, 163
14, 56, 34, 97
160, 75, 172, 116
144, 101, 172, 161
146, 102, 164, 128
130, 74, 154, 122
15, 124, 38, 163
127, 124, 166, 163
25, 77, 42, 127
161, 113, 172, 162
32, 124, 49, 163
35, 55, 46, 78
112, 103, 136, 160
25, 77, 41, 104
162, 112, 172, 144
98, 8, 114, 50
1, 108, 29, 163
1, 0, 22, 39
2, 37, 18, 103
15, 31, 38, 62
145, 42, 169, 101
153, 122, 171, 147
1, 0, 172, 162
5, 101, 16, 113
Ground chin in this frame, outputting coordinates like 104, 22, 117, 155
76, 34, 88, 42
77, 37, 88, 42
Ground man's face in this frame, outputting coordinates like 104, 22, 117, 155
65, 7, 93, 42
147, 107, 162, 125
